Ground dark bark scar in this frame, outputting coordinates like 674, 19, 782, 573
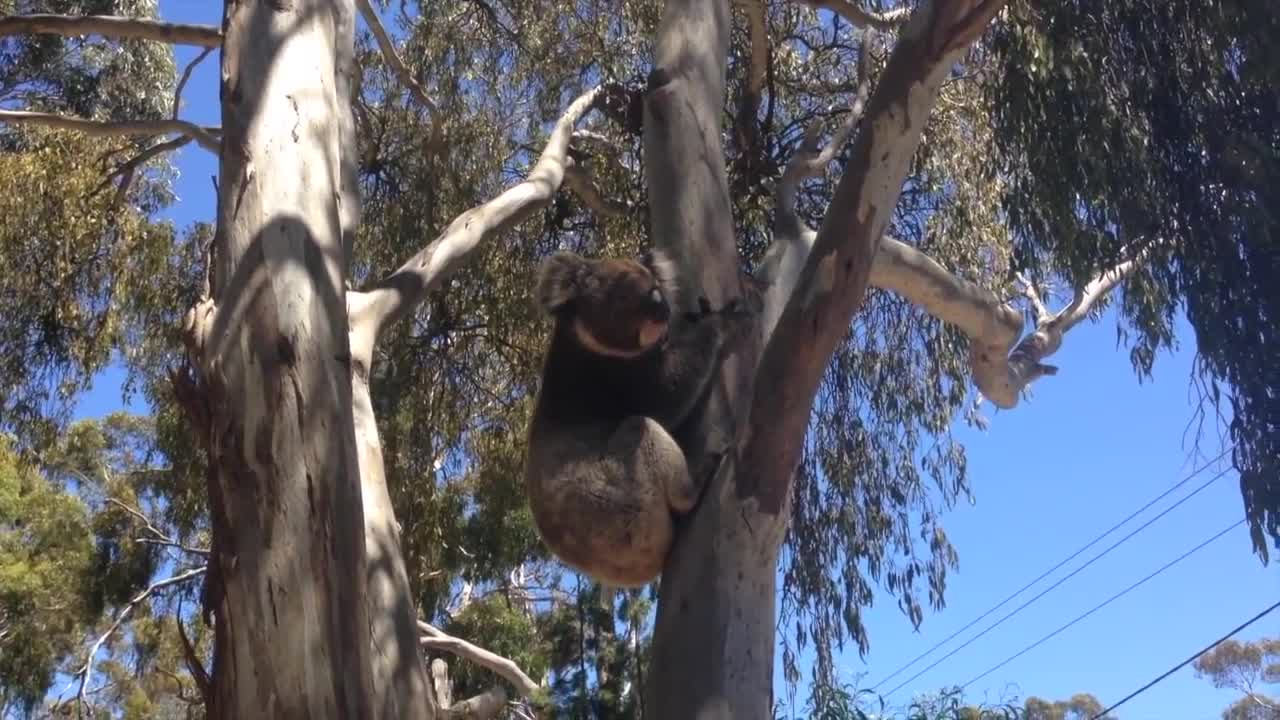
268, 579, 279, 627
275, 335, 297, 367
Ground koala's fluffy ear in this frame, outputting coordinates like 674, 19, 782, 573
536, 251, 587, 313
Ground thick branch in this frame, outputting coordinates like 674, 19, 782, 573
76, 567, 206, 712
741, 0, 1008, 514
441, 687, 508, 719
350, 86, 602, 355
0, 13, 221, 47
0, 110, 219, 153
418, 621, 540, 699
795, 0, 911, 30
354, 0, 439, 116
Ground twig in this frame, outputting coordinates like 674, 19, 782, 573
76, 567, 206, 714
135, 537, 211, 556
99, 135, 192, 197
354, 0, 438, 115
0, 110, 219, 153
0, 13, 221, 47
173, 46, 215, 121
108, 497, 210, 557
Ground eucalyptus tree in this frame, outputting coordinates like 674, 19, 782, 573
0, 0, 1275, 718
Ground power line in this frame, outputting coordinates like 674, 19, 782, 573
879, 462, 1234, 698
959, 517, 1246, 691
871, 447, 1233, 692
1089, 598, 1280, 720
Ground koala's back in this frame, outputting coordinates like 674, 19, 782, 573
530, 325, 663, 430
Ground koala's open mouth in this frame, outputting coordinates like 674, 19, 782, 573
638, 320, 669, 348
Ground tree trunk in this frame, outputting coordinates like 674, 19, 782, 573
641, 0, 780, 716
642, 1, 1008, 717
199, 0, 377, 716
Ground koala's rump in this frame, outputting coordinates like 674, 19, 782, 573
524, 421, 674, 586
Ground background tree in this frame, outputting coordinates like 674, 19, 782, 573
0, 0, 1275, 717
1193, 637, 1280, 720
1023, 693, 1113, 720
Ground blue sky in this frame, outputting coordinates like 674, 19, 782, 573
69, 2, 1280, 718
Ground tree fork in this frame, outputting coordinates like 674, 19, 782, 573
642, 2, 1007, 717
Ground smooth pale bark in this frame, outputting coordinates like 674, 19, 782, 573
641, 0, 776, 716
643, 2, 1006, 718
199, 0, 375, 716
336, 0, 434, 715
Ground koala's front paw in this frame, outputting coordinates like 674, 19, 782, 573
682, 295, 715, 323
715, 297, 757, 350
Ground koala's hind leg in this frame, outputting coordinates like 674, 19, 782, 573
610, 415, 697, 513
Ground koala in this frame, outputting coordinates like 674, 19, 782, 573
523, 249, 754, 586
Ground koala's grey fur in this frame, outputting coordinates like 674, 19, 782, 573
523, 250, 754, 586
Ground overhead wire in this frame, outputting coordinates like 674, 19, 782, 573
958, 516, 1246, 691
871, 446, 1234, 692
1088, 598, 1280, 719
879, 460, 1235, 698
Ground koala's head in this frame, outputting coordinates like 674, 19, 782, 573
536, 250, 677, 357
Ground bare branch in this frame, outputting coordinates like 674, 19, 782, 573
795, 0, 911, 30
108, 497, 210, 557
175, 599, 211, 706
1016, 271, 1051, 323
100, 135, 192, 198
350, 85, 603, 357
0, 110, 219, 153
135, 537, 211, 556
440, 687, 508, 719
562, 163, 629, 218
761, 57, 871, 336
354, 0, 439, 116
431, 658, 453, 709
0, 13, 221, 47
571, 129, 620, 150
418, 621, 540, 699
173, 46, 215, 121
996, 244, 1155, 405
76, 566, 206, 713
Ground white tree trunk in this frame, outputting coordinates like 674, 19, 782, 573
198, 0, 377, 715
